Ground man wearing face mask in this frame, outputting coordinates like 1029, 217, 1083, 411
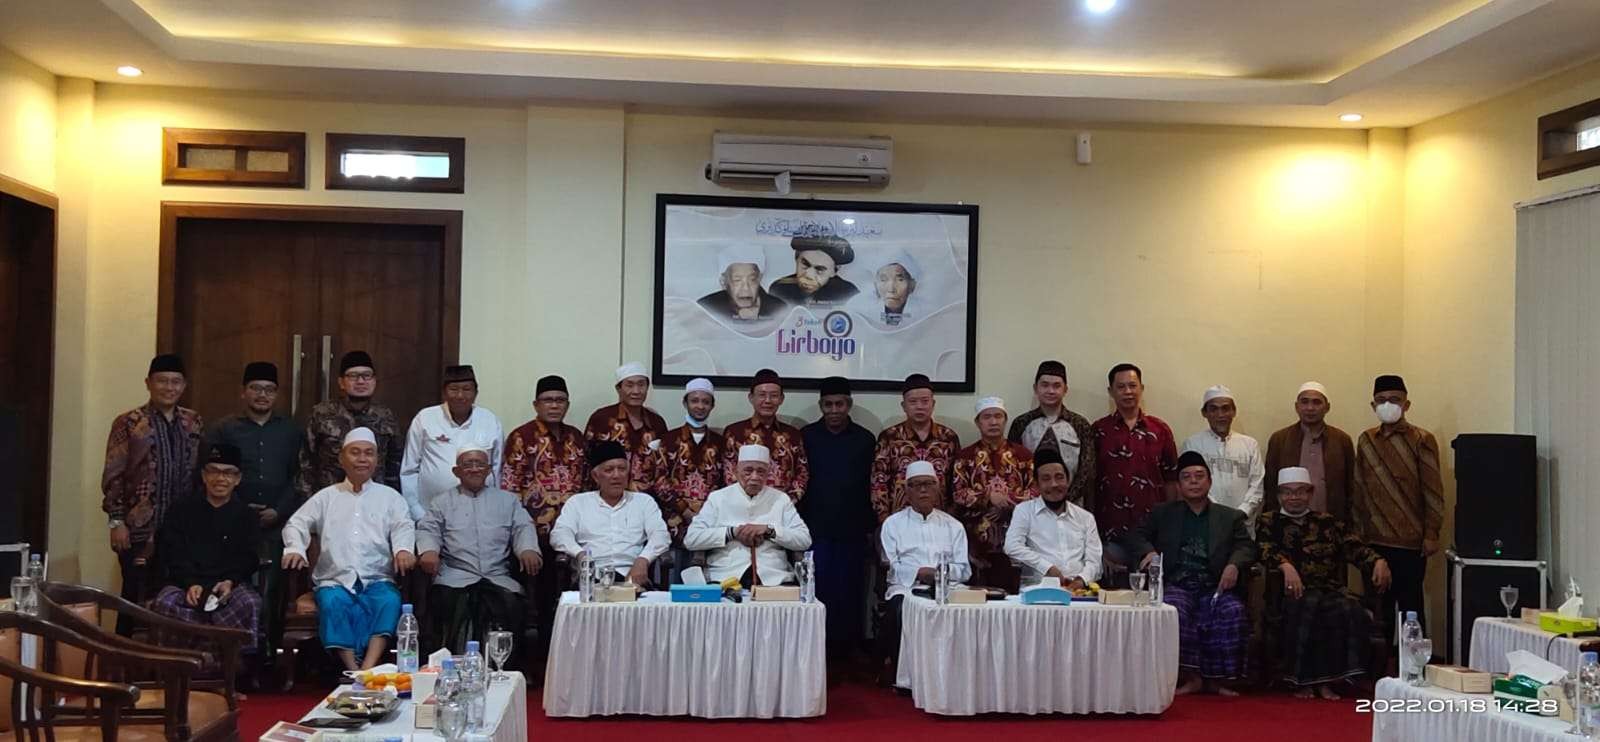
653, 378, 726, 573
1351, 374, 1443, 644
1257, 467, 1391, 700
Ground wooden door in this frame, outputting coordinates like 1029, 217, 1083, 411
0, 179, 58, 551
161, 204, 461, 428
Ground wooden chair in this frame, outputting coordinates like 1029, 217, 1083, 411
35, 581, 245, 742
0, 608, 199, 741
1257, 565, 1388, 692
278, 537, 323, 691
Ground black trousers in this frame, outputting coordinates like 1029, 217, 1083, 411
875, 595, 906, 664
116, 547, 160, 636
1371, 545, 1427, 644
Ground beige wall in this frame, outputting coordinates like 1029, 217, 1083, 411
0, 46, 57, 192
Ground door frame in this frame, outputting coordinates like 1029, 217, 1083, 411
0, 172, 59, 551
156, 201, 463, 364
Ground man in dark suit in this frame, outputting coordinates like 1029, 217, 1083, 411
1122, 450, 1257, 696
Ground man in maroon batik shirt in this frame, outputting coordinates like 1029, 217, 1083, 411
1092, 362, 1178, 567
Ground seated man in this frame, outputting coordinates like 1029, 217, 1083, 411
1258, 466, 1392, 700
876, 461, 972, 685
551, 441, 671, 586
1121, 450, 1257, 696
684, 444, 812, 585
416, 444, 541, 655
151, 443, 264, 649
1003, 447, 1102, 589
282, 427, 417, 671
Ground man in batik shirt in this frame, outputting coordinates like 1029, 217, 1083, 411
951, 396, 1036, 590
653, 377, 725, 543
1258, 467, 1391, 700
720, 368, 808, 502
297, 350, 404, 502
871, 373, 962, 522
503, 375, 588, 532
583, 362, 668, 492
1007, 360, 1096, 509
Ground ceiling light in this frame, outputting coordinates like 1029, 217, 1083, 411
1085, 0, 1117, 13
116, 65, 143, 78
1339, 113, 1364, 123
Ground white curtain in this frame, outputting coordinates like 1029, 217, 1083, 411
1514, 187, 1600, 600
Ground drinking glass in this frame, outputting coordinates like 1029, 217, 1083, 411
1562, 673, 1583, 735
9, 577, 35, 616
1500, 585, 1520, 619
436, 700, 468, 742
1407, 638, 1433, 686
487, 630, 513, 684
599, 564, 616, 593
1128, 572, 1149, 607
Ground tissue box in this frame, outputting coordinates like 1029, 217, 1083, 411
669, 584, 722, 603
1522, 607, 1544, 625
752, 585, 801, 602
260, 721, 321, 742
1540, 613, 1599, 634
414, 694, 437, 728
1492, 675, 1546, 714
1098, 590, 1138, 606
1425, 664, 1492, 693
949, 589, 988, 604
1022, 586, 1073, 605
598, 585, 638, 603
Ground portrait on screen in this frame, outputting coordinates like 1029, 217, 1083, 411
653, 194, 979, 392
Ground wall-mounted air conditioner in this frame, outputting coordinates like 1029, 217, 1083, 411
706, 133, 892, 188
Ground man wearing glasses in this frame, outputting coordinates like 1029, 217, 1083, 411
206, 361, 301, 661
297, 351, 404, 504
719, 369, 809, 503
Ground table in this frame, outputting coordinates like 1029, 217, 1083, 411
542, 590, 826, 718
1370, 677, 1568, 742
1469, 616, 1591, 675
895, 595, 1179, 715
297, 671, 527, 742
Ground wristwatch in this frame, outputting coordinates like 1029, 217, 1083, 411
764, 526, 776, 539
108, 518, 125, 529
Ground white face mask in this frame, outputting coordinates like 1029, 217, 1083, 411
1280, 507, 1310, 518
685, 414, 706, 429
1375, 401, 1404, 425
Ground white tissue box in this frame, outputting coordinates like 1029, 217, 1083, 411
752, 586, 801, 602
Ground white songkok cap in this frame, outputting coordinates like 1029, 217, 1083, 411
1296, 381, 1329, 400
1277, 467, 1313, 487
905, 460, 937, 481
1201, 385, 1234, 407
877, 250, 921, 281
342, 427, 376, 449
737, 444, 771, 464
685, 377, 715, 396
717, 244, 766, 276
615, 362, 648, 383
975, 396, 1005, 415
455, 440, 492, 461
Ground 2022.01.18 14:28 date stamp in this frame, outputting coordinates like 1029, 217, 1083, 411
1357, 697, 1560, 714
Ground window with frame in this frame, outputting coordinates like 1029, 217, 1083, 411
325, 133, 465, 193
1537, 98, 1600, 180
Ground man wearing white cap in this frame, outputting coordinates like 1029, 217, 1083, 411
1256, 466, 1391, 700
875, 460, 971, 685
583, 362, 669, 493
685, 444, 813, 585
1263, 382, 1356, 522
282, 427, 417, 671
950, 396, 1036, 589
697, 244, 789, 321
1180, 385, 1265, 532
416, 445, 539, 657
653, 378, 727, 575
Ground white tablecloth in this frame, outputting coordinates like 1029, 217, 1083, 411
542, 590, 826, 718
895, 595, 1179, 715
1371, 677, 1568, 742
297, 671, 527, 742
1469, 617, 1589, 674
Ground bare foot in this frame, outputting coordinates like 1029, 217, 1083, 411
1176, 676, 1204, 695
1293, 688, 1315, 699
1208, 681, 1240, 697
1316, 685, 1342, 701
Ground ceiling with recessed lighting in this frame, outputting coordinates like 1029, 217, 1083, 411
1, 0, 1598, 127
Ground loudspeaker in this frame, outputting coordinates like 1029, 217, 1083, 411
1452, 433, 1536, 560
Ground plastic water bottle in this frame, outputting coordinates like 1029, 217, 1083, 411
396, 604, 420, 673
800, 550, 816, 603
461, 640, 487, 731
577, 547, 594, 603
26, 554, 44, 583
1400, 611, 1423, 682
935, 551, 951, 605
1147, 553, 1164, 605
435, 657, 460, 701
1579, 651, 1600, 736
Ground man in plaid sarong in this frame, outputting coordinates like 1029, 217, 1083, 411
1123, 450, 1257, 695
151, 443, 264, 650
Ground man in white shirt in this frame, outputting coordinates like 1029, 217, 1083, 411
282, 427, 417, 671
400, 365, 504, 520
551, 440, 671, 587
876, 460, 971, 685
1180, 385, 1265, 530
685, 444, 813, 586
1004, 447, 1102, 588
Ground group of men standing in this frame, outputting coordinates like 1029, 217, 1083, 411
102, 350, 1442, 697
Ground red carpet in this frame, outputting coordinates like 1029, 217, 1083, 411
240, 681, 1376, 741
